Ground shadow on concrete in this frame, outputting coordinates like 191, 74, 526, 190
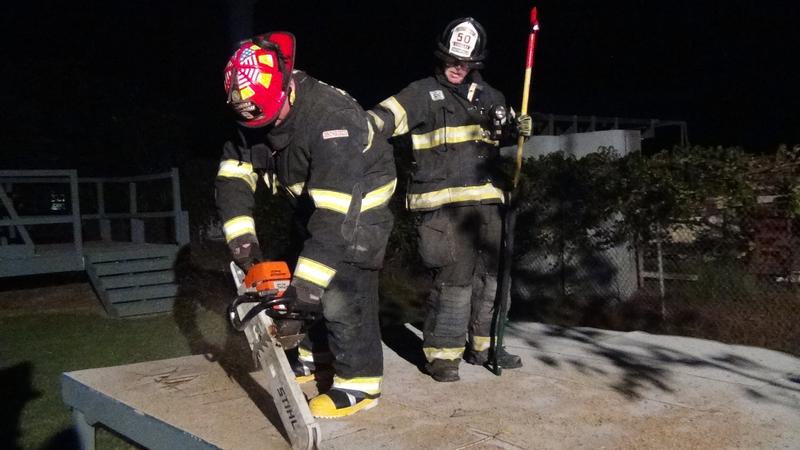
381, 323, 427, 374
515, 322, 800, 408
171, 245, 292, 444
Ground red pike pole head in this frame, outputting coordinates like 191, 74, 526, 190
526, 7, 540, 70
513, 5, 541, 188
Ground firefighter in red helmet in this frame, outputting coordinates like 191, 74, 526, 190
216, 32, 396, 417
369, 18, 531, 382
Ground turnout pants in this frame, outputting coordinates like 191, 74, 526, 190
418, 204, 503, 361
302, 262, 383, 394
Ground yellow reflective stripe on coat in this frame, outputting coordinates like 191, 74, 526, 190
332, 375, 382, 395
309, 180, 396, 215
379, 97, 409, 136
406, 183, 505, 210
223, 216, 256, 242
309, 188, 352, 214
471, 336, 491, 352
217, 160, 257, 192
423, 347, 464, 362
361, 179, 397, 212
367, 110, 385, 132
363, 118, 375, 153
411, 125, 484, 150
294, 257, 336, 288
286, 182, 305, 197
298, 346, 314, 362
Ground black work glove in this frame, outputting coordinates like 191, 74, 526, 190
229, 235, 262, 272
280, 279, 324, 314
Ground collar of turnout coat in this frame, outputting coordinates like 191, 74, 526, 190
434, 70, 486, 102
264, 70, 313, 151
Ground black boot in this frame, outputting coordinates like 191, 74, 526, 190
493, 346, 522, 369
465, 347, 522, 369
425, 358, 460, 382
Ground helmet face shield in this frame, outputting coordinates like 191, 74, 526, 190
224, 32, 296, 128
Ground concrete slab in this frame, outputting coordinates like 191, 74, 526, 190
63, 322, 800, 449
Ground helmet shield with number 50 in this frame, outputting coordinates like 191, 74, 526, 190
434, 17, 487, 69
224, 31, 296, 128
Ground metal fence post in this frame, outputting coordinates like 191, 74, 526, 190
96, 182, 111, 241
130, 182, 144, 243
171, 168, 189, 245
69, 171, 83, 262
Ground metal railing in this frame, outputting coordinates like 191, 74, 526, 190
0, 168, 188, 256
0, 170, 83, 257
532, 112, 689, 147
79, 168, 189, 246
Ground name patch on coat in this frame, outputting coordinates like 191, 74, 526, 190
429, 90, 445, 101
322, 129, 349, 139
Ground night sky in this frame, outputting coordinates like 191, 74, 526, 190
5, 0, 799, 174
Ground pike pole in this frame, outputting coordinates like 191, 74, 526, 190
489, 6, 540, 375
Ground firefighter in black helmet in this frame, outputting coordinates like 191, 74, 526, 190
369, 17, 531, 382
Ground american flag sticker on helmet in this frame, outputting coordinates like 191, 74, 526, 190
322, 129, 349, 139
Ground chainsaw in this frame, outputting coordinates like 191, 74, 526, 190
228, 260, 322, 450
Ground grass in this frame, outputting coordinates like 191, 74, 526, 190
0, 260, 237, 450
0, 312, 198, 449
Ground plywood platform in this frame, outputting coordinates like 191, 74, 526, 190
62, 323, 800, 450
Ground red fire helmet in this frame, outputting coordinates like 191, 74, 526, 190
224, 32, 296, 128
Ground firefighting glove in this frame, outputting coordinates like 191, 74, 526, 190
280, 279, 324, 315
229, 235, 262, 272
516, 114, 532, 137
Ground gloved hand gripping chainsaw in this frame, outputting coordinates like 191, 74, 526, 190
227, 260, 322, 450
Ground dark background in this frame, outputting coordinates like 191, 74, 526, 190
4, 0, 799, 174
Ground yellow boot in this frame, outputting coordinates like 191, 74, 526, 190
309, 388, 380, 418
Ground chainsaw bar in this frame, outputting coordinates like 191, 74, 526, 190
230, 262, 322, 450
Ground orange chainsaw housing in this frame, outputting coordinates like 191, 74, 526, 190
243, 261, 291, 297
